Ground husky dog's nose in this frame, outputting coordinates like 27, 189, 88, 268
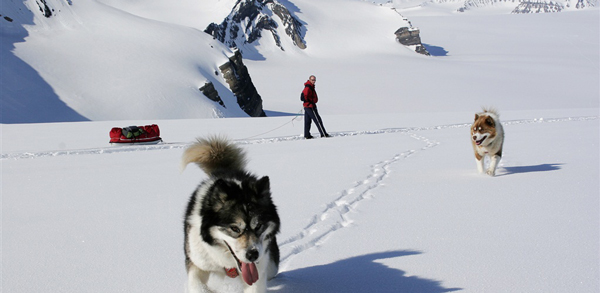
246, 248, 259, 262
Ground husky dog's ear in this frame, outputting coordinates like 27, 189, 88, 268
485, 116, 495, 127
474, 113, 480, 121
255, 176, 271, 198
257, 176, 270, 191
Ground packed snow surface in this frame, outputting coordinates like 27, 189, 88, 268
2, 110, 599, 292
1, 0, 599, 292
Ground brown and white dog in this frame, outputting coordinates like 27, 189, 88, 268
471, 109, 504, 176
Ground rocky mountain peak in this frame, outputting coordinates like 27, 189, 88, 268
205, 0, 306, 53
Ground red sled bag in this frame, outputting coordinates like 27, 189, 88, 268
109, 124, 162, 144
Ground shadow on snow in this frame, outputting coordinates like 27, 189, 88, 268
422, 43, 449, 57
264, 110, 303, 117
269, 250, 461, 293
0, 2, 88, 124
500, 163, 563, 176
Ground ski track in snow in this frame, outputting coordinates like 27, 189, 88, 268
1, 116, 595, 161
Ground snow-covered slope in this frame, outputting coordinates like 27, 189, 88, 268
2, 0, 598, 123
1, 0, 252, 123
244, 1, 598, 116
96, 0, 237, 29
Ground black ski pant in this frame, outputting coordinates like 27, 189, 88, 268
304, 106, 328, 137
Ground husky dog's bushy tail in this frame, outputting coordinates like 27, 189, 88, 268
479, 107, 500, 118
181, 136, 247, 176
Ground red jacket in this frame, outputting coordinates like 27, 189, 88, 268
302, 81, 318, 108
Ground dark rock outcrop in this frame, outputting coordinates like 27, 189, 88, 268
395, 27, 430, 56
36, 0, 52, 18
199, 82, 226, 108
271, 2, 306, 49
218, 50, 266, 117
205, 0, 306, 52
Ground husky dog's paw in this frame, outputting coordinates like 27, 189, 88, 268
486, 169, 496, 176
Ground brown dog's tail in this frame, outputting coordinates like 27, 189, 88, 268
481, 107, 499, 117
181, 136, 247, 176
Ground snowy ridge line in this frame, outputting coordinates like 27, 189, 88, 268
1, 115, 596, 161
276, 131, 440, 270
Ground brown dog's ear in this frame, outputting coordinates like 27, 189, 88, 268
474, 114, 480, 121
485, 116, 495, 127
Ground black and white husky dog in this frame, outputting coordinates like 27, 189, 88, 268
181, 136, 280, 293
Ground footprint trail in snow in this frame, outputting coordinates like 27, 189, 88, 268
276, 131, 439, 270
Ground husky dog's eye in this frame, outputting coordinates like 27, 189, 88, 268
230, 226, 241, 233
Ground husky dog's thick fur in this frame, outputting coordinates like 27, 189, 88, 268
471, 109, 504, 176
181, 137, 280, 293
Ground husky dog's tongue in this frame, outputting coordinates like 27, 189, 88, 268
241, 262, 259, 285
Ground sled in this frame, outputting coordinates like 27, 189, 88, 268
109, 124, 162, 145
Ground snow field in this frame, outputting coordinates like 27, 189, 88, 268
2, 111, 598, 292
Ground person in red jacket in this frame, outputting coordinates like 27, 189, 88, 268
301, 75, 331, 139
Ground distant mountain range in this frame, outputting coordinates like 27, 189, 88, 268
379, 0, 598, 13
454, 0, 597, 12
